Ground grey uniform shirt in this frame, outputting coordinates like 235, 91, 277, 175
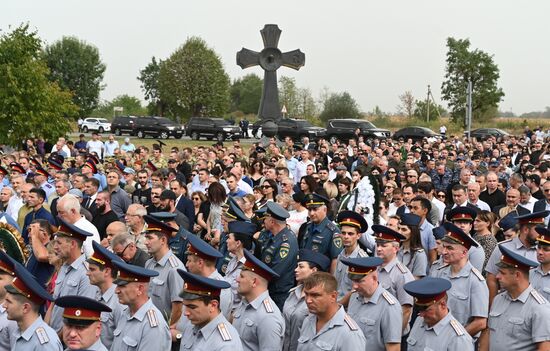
13, 316, 62, 351
398, 247, 427, 278
145, 250, 185, 320
111, 298, 171, 351
0, 305, 17, 350
485, 237, 537, 275
378, 257, 415, 306
335, 245, 367, 299
75, 339, 107, 351
407, 311, 473, 351
223, 255, 245, 310
432, 261, 489, 327
489, 285, 550, 351
428, 256, 445, 277
232, 290, 285, 351
347, 286, 403, 351
468, 243, 485, 272
51, 255, 99, 332
97, 284, 124, 349
282, 285, 309, 351
179, 312, 243, 351
209, 270, 233, 320
530, 266, 550, 300
297, 306, 366, 351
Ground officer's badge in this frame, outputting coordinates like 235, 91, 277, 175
280, 243, 290, 259
312, 245, 319, 252
333, 235, 343, 249
264, 255, 272, 264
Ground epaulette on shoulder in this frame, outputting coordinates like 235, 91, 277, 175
437, 263, 450, 270
147, 309, 159, 327
35, 327, 50, 344
168, 255, 179, 268
471, 267, 485, 281
83, 261, 89, 270
327, 221, 337, 231
217, 323, 232, 341
358, 250, 368, 258
344, 314, 359, 331
382, 290, 397, 305
531, 289, 547, 305
450, 318, 465, 336
415, 248, 424, 253
396, 261, 408, 274
289, 286, 299, 293
263, 298, 274, 313
500, 238, 513, 244
282, 233, 289, 242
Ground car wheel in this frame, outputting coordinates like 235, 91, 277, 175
98, 127, 104, 133
216, 132, 225, 142
160, 131, 169, 139
82, 126, 88, 133
114, 128, 122, 136
137, 130, 145, 138
191, 131, 199, 140
175, 134, 183, 139
329, 135, 338, 144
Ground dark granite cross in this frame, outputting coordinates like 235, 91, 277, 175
236, 24, 305, 122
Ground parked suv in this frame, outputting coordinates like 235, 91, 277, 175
133, 116, 184, 139
111, 116, 137, 136
185, 117, 241, 141
326, 119, 390, 143
80, 118, 111, 133
275, 118, 326, 141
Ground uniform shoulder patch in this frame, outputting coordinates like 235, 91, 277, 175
437, 263, 450, 270
279, 243, 290, 259
263, 298, 274, 313
450, 319, 465, 336
471, 267, 485, 281
396, 261, 408, 274
168, 255, 179, 268
147, 309, 159, 327
531, 289, 547, 304
358, 250, 368, 258
344, 314, 359, 331
217, 323, 232, 341
35, 327, 50, 344
382, 291, 396, 305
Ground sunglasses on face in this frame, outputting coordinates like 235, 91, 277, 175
262, 185, 272, 189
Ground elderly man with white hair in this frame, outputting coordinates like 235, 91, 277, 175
467, 182, 491, 211
56, 194, 100, 258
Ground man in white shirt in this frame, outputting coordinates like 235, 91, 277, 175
86, 133, 104, 159
295, 149, 314, 183
467, 182, 491, 211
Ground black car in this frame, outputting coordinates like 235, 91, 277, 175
111, 116, 137, 136
392, 126, 440, 141
133, 116, 184, 139
185, 117, 241, 141
326, 119, 391, 143
466, 128, 509, 140
275, 118, 326, 141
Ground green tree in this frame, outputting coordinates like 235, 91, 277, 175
297, 88, 318, 120
230, 74, 262, 114
413, 99, 446, 121
43, 36, 105, 118
319, 92, 360, 122
441, 37, 504, 126
137, 56, 166, 116
158, 37, 230, 119
278, 76, 300, 117
0, 25, 77, 146
93, 95, 147, 118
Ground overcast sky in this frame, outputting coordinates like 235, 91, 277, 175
4, 0, 549, 115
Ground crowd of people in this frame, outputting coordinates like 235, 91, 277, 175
0, 127, 549, 350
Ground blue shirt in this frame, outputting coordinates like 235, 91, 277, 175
301, 217, 343, 260
26, 253, 55, 287
229, 189, 248, 198
22, 207, 56, 243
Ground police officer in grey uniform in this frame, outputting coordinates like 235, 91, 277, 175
48, 218, 99, 333
86, 241, 125, 349
283, 249, 330, 351
232, 250, 285, 351
446, 207, 485, 272
432, 222, 489, 337
486, 244, 550, 351
257, 202, 298, 310
485, 211, 549, 304
0, 250, 18, 350
428, 226, 447, 276
531, 226, 550, 300
55, 296, 111, 351
344, 257, 403, 351
5, 263, 62, 350
177, 270, 243, 350
299, 193, 343, 273
143, 215, 185, 325
296, 271, 366, 350
35, 166, 55, 200
111, 259, 171, 350
405, 277, 473, 351
372, 224, 415, 334
334, 211, 368, 301
185, 232, 232, 319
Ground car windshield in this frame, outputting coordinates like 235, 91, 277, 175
358, 121, 376, 129
213, 119, 232, 126
97, 119, 108, 123
296, 120, 313, 127
418, 127, 435, 134
155, 117, 175, 125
